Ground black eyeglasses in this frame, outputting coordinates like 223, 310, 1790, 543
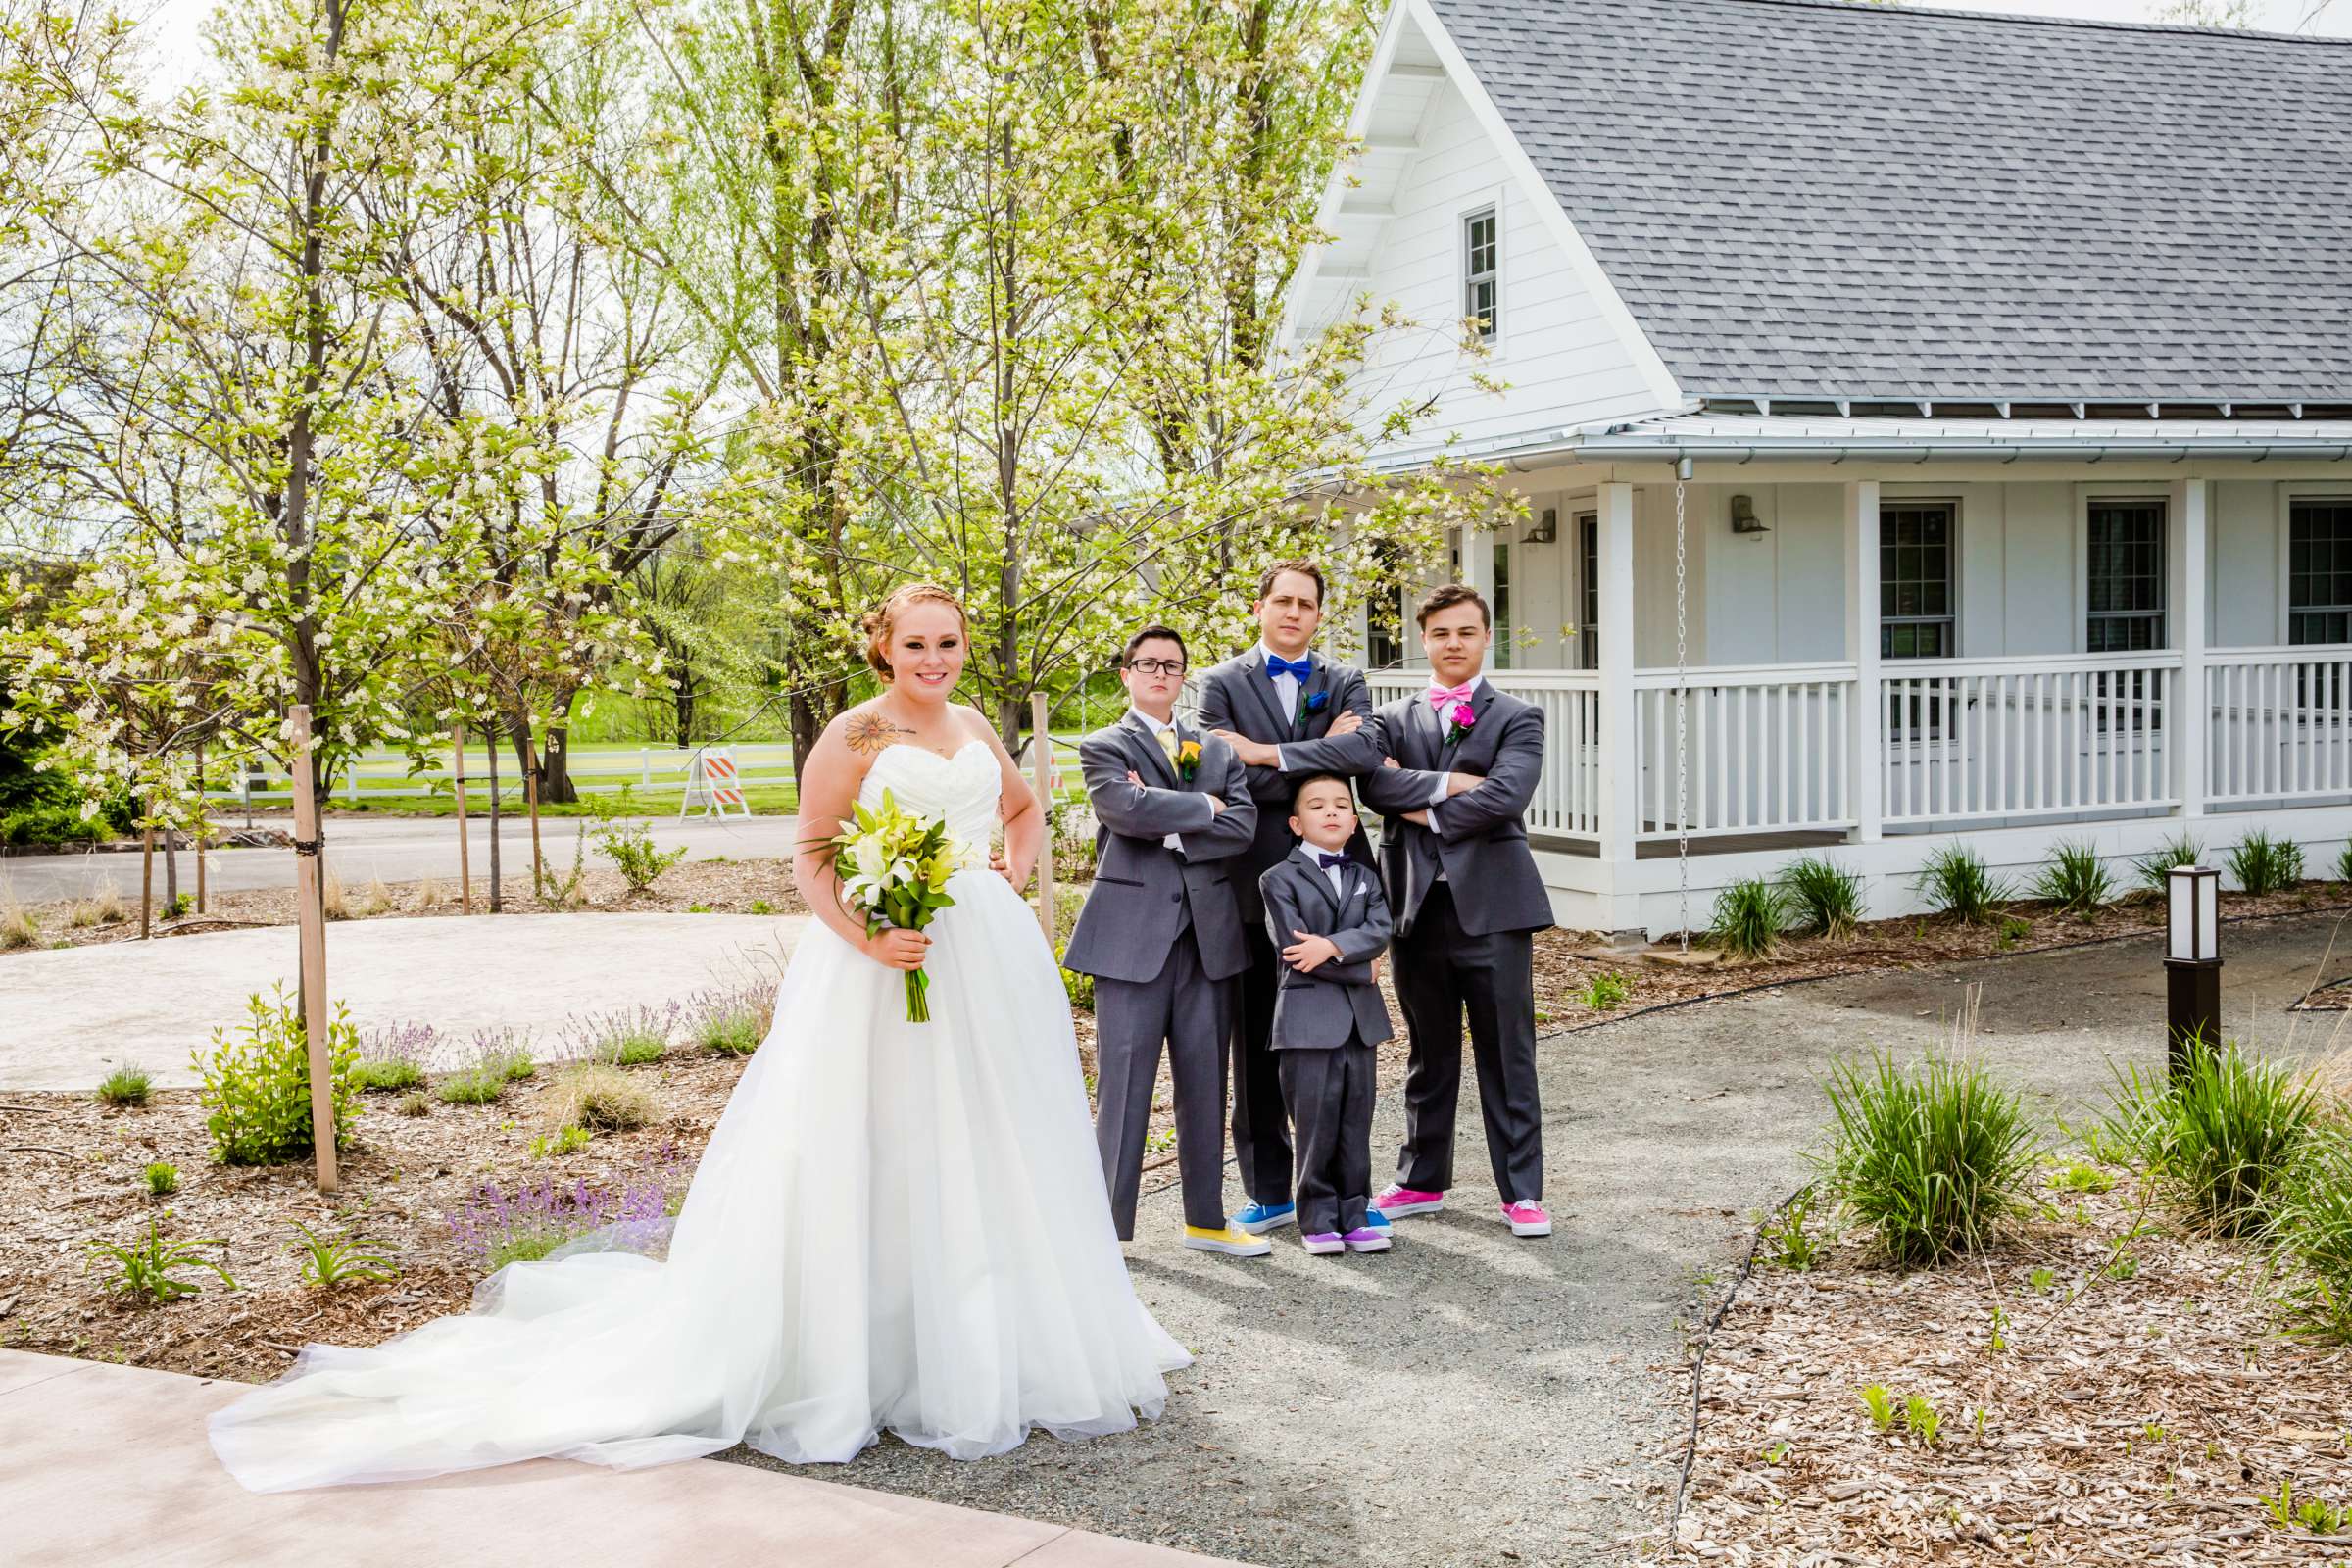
1125, 658, 1187, 676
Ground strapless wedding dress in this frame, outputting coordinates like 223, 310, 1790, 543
209, 741, 1188, 1491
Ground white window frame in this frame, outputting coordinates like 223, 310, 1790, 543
2277, 483, 2352, 646
2082, 495, 2169, 654
1460, 197, 1501, 348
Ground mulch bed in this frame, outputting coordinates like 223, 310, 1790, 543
1672, 1172, 2352, 1565
0, 1056, 747, 1384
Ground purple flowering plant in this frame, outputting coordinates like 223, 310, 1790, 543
447, 1146, 691, 1272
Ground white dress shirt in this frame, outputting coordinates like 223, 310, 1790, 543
1257, 642, 1315, 772
1132, 708, 1189, 855
1295, 842, 1348, 901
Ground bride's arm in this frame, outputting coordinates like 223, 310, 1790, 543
971, 707, 1042, 892
792, 714, 932, 972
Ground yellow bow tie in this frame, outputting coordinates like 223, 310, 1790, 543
1154, 727, 1179, 761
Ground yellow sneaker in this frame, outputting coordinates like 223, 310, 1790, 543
1182, 1224, 1273, 1258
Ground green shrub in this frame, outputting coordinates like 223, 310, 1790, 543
355, 1021, 433, 1093
287, 1221, 399, 1288
2031, 840, 2113, 918
87, 1218, 236, 1306
2226, 830, 2304, 897
688, 986, 768, 1056
1915, 847, 2013, 925
352, 1057, 423, 1093
2099, 1040, 2317, 1236
142, 1161, 179, 1197
1781, 856, 1864, 939
1814, 1052, 2040, 1266
2132, 832, 2205, 896
435, 1067, 506, 1106
2271, 1121, 2352, 1344
190, 985, 361, 1166
529, 1125, 594, 1157
1709, 877, 1789, 960
0, 801, 109, 847
96, 1066, 152, 1107
2337, 843, 2352, 884
591, 802, 690, 892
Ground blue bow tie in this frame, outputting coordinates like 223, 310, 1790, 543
1316, 852, 1348, 869
1265, 654, 1312, 681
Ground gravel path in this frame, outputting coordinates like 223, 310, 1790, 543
722, 908, 2351, 1568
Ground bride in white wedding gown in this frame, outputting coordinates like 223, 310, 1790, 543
209, 584, 1189, 1492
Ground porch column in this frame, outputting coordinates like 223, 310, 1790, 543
1594, 482, 1641, 927
2171, 476, 2209, 817
1459, 521, 1496, 602
1844, 480, 1883, 843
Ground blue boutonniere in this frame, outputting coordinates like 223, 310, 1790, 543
1295, 688, 1330, 726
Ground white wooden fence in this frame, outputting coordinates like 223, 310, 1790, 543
1633, 663, 1855, 839
2206, 648, 2352, 806
206, 744, 799, 806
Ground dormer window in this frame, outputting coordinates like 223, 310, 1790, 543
1463, 207, 1498, 342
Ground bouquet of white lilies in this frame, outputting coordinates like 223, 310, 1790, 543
829, 789, 962, 1022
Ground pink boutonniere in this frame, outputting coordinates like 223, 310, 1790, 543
1444, 701, 1476, 748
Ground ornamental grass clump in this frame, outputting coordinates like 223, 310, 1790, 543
2227, 830, 2305, 897
96, 1065, 152, 1107
191, 984, 360, 1165
1709, 876, 1789, 960
2132, 832, 2205, 896
1814, 1051, 2040, 1266
1915, 847, 2012, 925
1780, 856, 1864, 939
2031, 840, 2114, 918
542, 1062, 659, 1133
2270, 1120, 2352, 1345
2099, 1038, 2318, 1237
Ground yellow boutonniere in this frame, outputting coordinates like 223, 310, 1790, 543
1175, 739, 1202, 781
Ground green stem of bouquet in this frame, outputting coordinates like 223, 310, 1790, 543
905, 967, 930, 1024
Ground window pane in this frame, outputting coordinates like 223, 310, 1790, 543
2290, 499, 2352, 646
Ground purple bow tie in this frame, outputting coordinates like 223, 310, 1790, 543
1317, 852, 1348, 869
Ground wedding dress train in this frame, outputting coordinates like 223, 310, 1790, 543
209, 740, 1188, 1491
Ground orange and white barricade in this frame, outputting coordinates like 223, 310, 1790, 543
680, 748, 753, 818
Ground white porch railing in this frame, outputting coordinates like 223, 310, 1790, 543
1879, 652, 2180, 825
1365, 668, 1601, 838
2206, 648, 2352, 806
1632, 663, 1857, 839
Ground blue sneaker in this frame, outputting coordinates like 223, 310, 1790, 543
1233, 1200, 1296, 1234
1359, 1206, 1392, 1231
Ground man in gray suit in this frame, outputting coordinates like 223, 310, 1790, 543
1359, 584, 1555, 1239
1197, 560, 1387, 1237
1063, 625, 1270, 1257
1258, 773, 1396, 1253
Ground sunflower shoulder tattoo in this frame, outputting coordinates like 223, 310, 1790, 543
844, 710, 911, 757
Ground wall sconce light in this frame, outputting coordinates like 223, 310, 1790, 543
1525, 507, 1558, 545
1729, 494, 1769, 535
2164, 863, 2222, 1080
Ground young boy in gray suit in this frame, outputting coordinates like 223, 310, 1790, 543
1256, 773, 1395, 1255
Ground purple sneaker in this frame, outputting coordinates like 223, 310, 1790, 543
1342, 1226, 1392, 1253
1300, 1232, 1345, 1255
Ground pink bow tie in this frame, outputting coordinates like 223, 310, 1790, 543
1427, 683, 1474, 710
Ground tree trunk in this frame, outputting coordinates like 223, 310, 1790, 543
162, 825, 178, 912
536, 691, 580, 805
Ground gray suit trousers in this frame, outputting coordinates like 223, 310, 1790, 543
1279, 1040, 1375, 1238
1094, 927, 1232, 1238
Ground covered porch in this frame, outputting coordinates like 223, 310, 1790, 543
1359, 421, 2352, 934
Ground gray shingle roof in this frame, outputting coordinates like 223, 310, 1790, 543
1427, 0, 2352, 404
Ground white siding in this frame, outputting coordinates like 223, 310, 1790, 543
1300, 82, 1670, 455
2212, 479, 2278, 647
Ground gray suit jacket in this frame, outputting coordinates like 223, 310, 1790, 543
1194, 649, 1383, 921
1358, 681, 1554, 938
1259, 853, 1396, 1051
1061, 712, 1258, 984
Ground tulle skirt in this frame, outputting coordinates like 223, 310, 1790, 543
207, 870, 1189, 1491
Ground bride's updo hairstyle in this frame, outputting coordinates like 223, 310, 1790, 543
862, 582, 970, 680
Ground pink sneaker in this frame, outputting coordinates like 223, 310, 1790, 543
1500, 1200, 1552, 1238
1373, 1183, 1445, 1219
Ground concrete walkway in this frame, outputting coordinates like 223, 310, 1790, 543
0, 811, 806, 903
0, 913, 802, 1091
0, 1349, 1235, 1568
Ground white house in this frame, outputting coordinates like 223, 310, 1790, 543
1286, 0, 2352, 937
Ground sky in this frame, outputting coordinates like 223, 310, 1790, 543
124, 0, 2352, 81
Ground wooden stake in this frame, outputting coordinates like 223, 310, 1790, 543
195, 739, 206, 915
452, 721, 472, 915
288, 705, 338, 1192
1031, 691, 1055, 945
523, 734, 544, 902
139, 820, 154, 939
